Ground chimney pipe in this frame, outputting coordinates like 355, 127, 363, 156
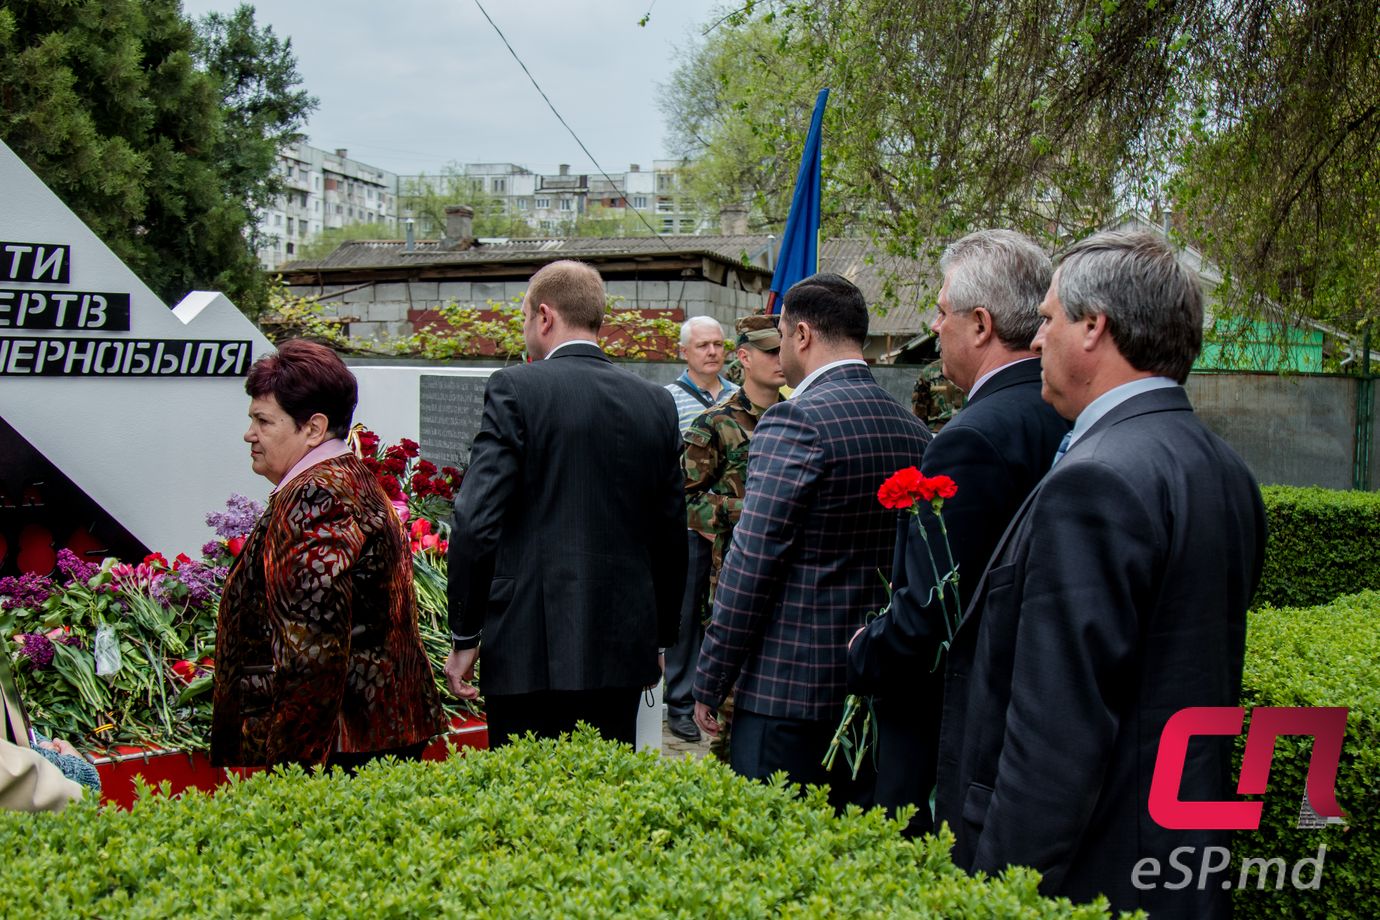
719, 205, 749, 236
334, 148, 348, 159
405, 218, 415, 251
444, 205, 474, 249
559, 163, 570, 176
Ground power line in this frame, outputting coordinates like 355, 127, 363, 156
469, 0, 675, 248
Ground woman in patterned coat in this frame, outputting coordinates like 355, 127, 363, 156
211, 340, 445, 769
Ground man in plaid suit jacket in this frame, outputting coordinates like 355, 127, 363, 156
692, 273, 932, 809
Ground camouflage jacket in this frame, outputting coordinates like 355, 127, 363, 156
682, 387, 778, 592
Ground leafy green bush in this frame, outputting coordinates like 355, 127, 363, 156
1257, 486, 1380, 608
0, 730, 1122, 918
1234, 591, 1380, 919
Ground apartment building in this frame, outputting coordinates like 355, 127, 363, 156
398, 160, 704, 237
257, 144, 399, 269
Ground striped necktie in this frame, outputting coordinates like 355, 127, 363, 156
1050, 431, 1073, 469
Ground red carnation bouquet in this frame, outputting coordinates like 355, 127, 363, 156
825, 466, 960, 778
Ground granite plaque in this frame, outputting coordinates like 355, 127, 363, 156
420, 374, 489, 468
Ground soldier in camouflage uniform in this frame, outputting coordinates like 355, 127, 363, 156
912, 357, 965, 432
682, 315, 786, 759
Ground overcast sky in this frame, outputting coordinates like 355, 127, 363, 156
180, 0, 725, 177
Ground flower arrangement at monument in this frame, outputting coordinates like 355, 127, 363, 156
823, 467, 960, 777
1, 433, 473, 754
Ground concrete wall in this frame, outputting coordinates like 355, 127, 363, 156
356, 355, 1378, 492
1186, 373, 1360, 490
289, 277, 770, 343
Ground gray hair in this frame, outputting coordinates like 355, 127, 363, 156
939, 229, 1052, 350
1056, 230, 1203, 384
680, 315, 725, 346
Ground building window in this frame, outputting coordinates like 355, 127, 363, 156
661, 218, 674, 232
559, 198, 573, 211
336, 204, 342, 215
657, 174, 673, 191
313, 175, 321, 190
517, 198, 529, 210
275, 213, 283, 226
492, 178, 506, 193
632, 195, 648, 209
286, 218, 294, 234
536, 197, 550, 209
285, 242, 294, 255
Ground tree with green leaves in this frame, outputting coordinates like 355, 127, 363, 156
665, 1, 1380, 338
0, 0, 314, 317
398, 166, 536, 239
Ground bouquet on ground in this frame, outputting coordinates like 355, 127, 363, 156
823, 467, 961, 778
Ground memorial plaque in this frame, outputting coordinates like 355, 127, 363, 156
420, 375, 490, 468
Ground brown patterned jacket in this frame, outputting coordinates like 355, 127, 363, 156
211, 454, 445, 767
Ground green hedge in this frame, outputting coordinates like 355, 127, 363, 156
1234, 590, 1380, 919
1258, 486, 1380, 608
0, 730, 1121, 918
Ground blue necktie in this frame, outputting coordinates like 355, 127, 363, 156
1050, 431, 1073, 469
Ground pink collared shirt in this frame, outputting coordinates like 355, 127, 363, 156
272, 438, 353, 494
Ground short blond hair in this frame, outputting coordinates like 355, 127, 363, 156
526, 260, 605, 332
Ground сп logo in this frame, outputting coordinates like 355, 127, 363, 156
1149, 706, 1348, 831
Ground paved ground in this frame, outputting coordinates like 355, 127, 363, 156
659, 721, 712, 760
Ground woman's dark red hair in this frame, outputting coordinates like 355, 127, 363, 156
245, 339, 357, 438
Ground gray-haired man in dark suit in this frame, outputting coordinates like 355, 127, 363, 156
935, 231, 1265, 919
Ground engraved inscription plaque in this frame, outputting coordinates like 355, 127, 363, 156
419, 374, 490, 468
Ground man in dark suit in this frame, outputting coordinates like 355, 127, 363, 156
692, 273, 932, 810
847, 229, 1070, 834
445, 260, 686, 747
935, 231, 1265, 919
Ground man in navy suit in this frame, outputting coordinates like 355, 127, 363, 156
847, 229, 1070, 834
692, 273, 932, 810
935, 231, 1265, 919
445, 260, 686, 748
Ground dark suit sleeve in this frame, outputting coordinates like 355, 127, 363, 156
848, 424, 1007, 695
447, 369, 525, 646
652, 387, 689, 648
694, 400, 821, 708
972, 460, 1158, 890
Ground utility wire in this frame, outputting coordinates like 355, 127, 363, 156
470, 0, 676, 249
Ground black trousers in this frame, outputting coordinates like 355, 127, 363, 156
663, 530, 711, 718
872, 696, 939, 836
730, 707, 876, 813
484, 688, 641, 749
327, 741, 428, 776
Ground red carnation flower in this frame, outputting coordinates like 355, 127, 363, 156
399, 438, 420, 458
930, 475, 957, 500
877, 466, 924, 509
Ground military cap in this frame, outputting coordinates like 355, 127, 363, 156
734, 315, 782, 350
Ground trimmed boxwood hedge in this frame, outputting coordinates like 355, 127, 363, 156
1257, 486, 1380, 608
1234, 590, 1380, 920
0, 730, 1121, 919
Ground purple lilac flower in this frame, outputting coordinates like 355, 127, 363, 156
176, 561, 220, 605
149, 575, 176, 609
55, 548, 100, 584
17, 633, 54, 670
0, 573, 55, 612
55, 633, 83, 649
201, 540, 223, 559
205, 493, 264, 540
